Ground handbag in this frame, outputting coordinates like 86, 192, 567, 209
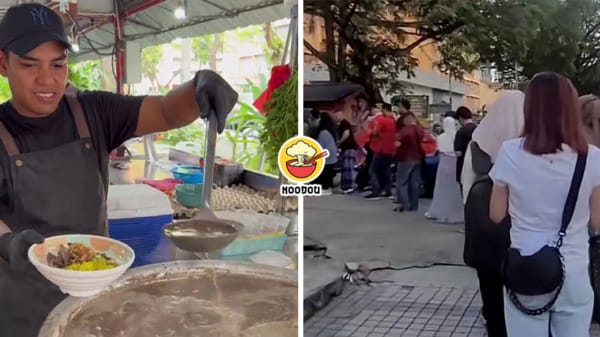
502, 153, 587, 315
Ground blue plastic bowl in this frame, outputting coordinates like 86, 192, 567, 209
171, 165, 204, 184
175, 184, 203, 208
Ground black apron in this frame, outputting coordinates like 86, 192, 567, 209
0, 87, 106, 337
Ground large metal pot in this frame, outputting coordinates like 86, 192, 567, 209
39, 260, 297, 337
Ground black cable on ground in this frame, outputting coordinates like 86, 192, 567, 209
369, 262, 469, 272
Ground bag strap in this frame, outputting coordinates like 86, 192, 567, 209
557, 153, 587, 247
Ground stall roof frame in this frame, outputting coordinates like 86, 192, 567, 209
0, 0, 290, 62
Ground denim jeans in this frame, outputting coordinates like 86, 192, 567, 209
396, 160, 421, 210
504, 267, 593, 337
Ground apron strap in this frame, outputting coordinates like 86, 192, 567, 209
64, 86, 91, 139
0, 118, 19, 156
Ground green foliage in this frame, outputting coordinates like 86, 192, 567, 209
239, 73, 268, 98
191, 34, 225, 67
224, 100, 267, 170
260, 69, 298, 169
262, 23, 285, 65
158, 124, 205, 147
0, 77, 10, 102
223, 77, 279, 175
68, 60, 105, 90
470, 0, 600, 95
141, 45, 164, 85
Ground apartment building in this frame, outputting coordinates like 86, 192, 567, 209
304, 14, 502, 118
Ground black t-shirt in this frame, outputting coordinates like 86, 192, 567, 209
0, 90, 143, 212
338, 119, 357, 151
454, 122, 477, 183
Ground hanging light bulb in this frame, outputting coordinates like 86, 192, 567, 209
174, 6, 186, 19
174, 0, 187, 20
68, 34, 80, 53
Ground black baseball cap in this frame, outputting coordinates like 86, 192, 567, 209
0, 3, 71, 57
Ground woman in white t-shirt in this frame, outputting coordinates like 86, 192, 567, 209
490, 72, 600, 337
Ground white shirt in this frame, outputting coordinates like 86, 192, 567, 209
490, 138, 600, 272
461, 144, 476, 203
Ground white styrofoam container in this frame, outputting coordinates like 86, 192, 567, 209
107, 184, 173, 220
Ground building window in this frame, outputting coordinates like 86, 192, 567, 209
239, 56, 256, 76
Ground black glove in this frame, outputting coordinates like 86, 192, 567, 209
0, 229, 44, 270
194, 70, 239, 133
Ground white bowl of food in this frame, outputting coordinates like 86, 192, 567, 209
28, 234, 135, 297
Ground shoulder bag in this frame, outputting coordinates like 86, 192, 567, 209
502, 153, 587, 315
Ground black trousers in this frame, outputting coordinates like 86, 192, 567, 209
315, 164, 336, 189
477, 269, 507, 337
369, 153, 393, 195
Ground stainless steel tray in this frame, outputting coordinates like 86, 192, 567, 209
40, 260, 298, 337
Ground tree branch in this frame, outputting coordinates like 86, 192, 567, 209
341, 0, 359, 30
303, 39, 352, 78
400, 35, 432, 53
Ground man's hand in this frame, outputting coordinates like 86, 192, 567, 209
194, 70, 239, 133
0, 229, 44, 270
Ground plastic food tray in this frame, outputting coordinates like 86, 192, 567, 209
221, 230, 286, 256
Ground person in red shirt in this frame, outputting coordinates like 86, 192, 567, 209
394, 112, 425, 211
364, 103, 397, 199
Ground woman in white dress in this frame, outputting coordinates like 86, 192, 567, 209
425, 116, 464, 223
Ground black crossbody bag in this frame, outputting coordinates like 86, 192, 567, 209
502, 153, 587, 315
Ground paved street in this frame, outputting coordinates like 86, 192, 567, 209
304, 192, 600, 336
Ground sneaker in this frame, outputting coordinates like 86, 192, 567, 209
321, 189, 332, 196
381, 192, 392, 198
342, 188, 355, 194
364, 194, 380, 200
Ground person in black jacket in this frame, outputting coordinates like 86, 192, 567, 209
454, 106, 477, 192
462, 91, 525, 337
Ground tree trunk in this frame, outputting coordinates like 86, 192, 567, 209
208, 34, 221, 71
264, 22, 282, 65
362, 70, 382, 103
323, 13, 339, 82
337, 33, 346, 82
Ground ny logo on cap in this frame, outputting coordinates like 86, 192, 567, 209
30, 7, 49, 25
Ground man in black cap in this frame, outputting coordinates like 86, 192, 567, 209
0, 3, 238, 337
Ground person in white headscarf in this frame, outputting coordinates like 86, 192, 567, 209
424, 117, 464, 223
461, 90, 524, 337
461, 91, 525, 202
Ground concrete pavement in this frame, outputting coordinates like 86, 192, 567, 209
304, 192, 600, 336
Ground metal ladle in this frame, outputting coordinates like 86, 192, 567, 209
165, 113, 243, 258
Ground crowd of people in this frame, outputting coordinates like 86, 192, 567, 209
305, 98, 474, 219
306, 71, 600, 337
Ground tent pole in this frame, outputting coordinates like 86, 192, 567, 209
277, 4, 298, 215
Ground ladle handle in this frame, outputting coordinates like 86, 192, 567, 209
192, 207, 218, 221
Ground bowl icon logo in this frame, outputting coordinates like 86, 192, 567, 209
278, 136, 329, 183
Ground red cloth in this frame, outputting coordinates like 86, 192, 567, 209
253, 65, 292, 114
370, 115, 397, 156
396, 125, 425, 161
421, 132, 438, 156
355, 117, 374, 147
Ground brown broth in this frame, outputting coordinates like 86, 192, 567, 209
61, 274, 297, 337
